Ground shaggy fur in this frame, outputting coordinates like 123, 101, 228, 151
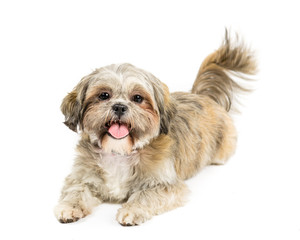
54, 32, 256, 226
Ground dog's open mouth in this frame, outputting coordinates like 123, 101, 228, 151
105, 120, 131, 139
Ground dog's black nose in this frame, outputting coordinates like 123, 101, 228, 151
112, 104, 128, 118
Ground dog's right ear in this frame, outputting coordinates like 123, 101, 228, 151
61, 78, 90, 132
61, 90, 81, 132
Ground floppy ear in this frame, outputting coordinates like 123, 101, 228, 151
153, 81, 175, 135
61, 78, 90, 132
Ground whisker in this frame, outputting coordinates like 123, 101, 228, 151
104, 110, 110, 123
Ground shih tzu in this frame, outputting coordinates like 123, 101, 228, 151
54, 32, 256, 225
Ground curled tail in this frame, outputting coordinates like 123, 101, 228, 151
191, 30, 257, 111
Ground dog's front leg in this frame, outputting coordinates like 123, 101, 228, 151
116, 180, 189, 226
54, 173, 102, 223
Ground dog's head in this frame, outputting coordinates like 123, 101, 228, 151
61, 64, 174, 155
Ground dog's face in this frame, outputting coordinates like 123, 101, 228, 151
61, 64, 173, 155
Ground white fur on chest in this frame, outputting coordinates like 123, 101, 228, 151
98, 152, 137, 200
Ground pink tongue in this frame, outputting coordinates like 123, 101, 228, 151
108, 123, 129, 139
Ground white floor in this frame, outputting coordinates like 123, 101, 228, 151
1, 1, 299, 239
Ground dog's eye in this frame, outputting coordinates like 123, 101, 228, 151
99, 92, 110, 100
133, 95, 143, 103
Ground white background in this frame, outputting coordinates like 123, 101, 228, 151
0, 0, 299, 239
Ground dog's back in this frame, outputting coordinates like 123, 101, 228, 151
171, 31, 256, 180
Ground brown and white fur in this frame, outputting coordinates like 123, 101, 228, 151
54, 32, 256, 226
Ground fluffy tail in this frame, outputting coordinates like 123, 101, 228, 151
191, 30, 257, 111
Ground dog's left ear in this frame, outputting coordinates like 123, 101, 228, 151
153, 82, 175, 135
61, 78, 90, 132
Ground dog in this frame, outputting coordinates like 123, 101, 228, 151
54, 32, 256, 226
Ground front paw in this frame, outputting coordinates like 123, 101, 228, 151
54, 203, 85, 223
116, 207, 151, 226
